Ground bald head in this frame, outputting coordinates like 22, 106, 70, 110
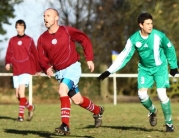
44, 8, 59, 30
45, 8, 59, 16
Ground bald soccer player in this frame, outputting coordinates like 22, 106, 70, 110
37, 8, 104, 135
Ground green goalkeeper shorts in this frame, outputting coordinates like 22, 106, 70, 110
138, 63, 170, 89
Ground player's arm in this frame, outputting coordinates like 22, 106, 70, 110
5, 39, 13, 70
37, 36, 51, 75
98, 39, 135, 80
162, 34, 178, 76
65, 26, 94, 61
65, 26, 94, 73
30, 38, 41, 74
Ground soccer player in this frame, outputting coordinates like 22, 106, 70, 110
98, 13, 178, 132
5, 19, 41, 122
37, 8, 104, 135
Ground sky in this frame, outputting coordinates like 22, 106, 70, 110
0, 0, 51, 60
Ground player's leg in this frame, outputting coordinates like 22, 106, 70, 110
15, 74, 34, 121
13, 76, 23, 121
16, 92, 35, 121
15, 88, 20, 100
16, 89, 28, 108
155, 65, 174, 132
69, 88, 104, 128
21, 74, 35, 121
64, 61, 104, 128
157, 88, 174, 132
138, 67, 157, 126
54, 61, 80, 133
138, 89, 158, 126
55, 78, 71, 135
17, 84, 26, 121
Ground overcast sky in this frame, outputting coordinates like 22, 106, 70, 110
0, 0, 51, 60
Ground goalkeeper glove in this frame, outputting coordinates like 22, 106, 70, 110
170, 68, 178, 77
98, 71, 111, 80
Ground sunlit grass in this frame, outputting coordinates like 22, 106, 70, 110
0, 102, 179, 138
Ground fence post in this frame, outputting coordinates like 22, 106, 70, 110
113, 73, 117, 105
29, 75, 33, 105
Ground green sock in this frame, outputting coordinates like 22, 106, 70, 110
140, 96, 156, 113
161, 99, 172, 124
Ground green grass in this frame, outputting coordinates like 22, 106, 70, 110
0, 102, 179, 138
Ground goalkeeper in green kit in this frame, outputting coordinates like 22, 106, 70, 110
98, 13, 178, 132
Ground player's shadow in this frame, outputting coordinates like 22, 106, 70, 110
4, 129, 94, 138
0, 116, 16, 121
4, 129, 56, 138
82, 125, 164, 132
57, 134, 94, 138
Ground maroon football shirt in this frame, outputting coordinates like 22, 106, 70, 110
37, 26, 94, 73
5, 35, 41, 75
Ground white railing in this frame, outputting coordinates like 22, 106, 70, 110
0, 73, 178, 105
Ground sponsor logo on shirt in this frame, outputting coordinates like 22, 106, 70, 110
52, 39, 57, 45
136, 42, 142, 48
144, 44, 148, 47
17, 40, 22, 46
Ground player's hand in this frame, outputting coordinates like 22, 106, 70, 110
36, 72, 41, 76
170, 68, 178, 77
98, 71, 111, 81
5, 64, 10, 70
46, 66, 54, 78
87, 61, 94, 72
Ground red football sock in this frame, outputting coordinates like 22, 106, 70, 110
79, 96, 100, 114
19, 97, 26, 118
25, 99, 33, 111
18, 97, 33, 111
60, 96, 71, 127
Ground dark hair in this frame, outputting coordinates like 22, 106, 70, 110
137, 13, 153, 24
15, 19, 26, 29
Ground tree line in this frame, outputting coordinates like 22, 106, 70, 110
1, 0, 179, 102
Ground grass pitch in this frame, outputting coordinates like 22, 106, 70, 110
0, 102, 179, 138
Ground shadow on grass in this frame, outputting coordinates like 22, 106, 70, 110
0, 116, 16, 121
69, 135, 94, 138
83, 125, 164, 132
4, 129, 94, 138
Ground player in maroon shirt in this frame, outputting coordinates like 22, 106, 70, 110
37, 8, 104, 135
5, 20, 41, 122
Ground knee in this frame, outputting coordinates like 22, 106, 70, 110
58, 89, 68, 97
71, 94, 83, 105
157, 88, 169, 103
138, 90, 148, 100
58, 83, 69, 96
73, 99, 82, 105
58, 89, 63, 96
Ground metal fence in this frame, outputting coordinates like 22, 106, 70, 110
0, 73, 179, 105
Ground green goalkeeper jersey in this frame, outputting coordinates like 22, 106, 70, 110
108, 29, 178, 73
